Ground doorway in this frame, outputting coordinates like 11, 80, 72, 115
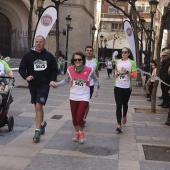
0, 13, 12, 57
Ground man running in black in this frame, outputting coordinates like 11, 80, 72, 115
19, 35, 57, 142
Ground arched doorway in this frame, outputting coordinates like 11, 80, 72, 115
0, 13, 12, 57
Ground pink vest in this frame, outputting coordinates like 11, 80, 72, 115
67, 66, 92, 87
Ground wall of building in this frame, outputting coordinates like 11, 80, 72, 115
0, 0, 96, 59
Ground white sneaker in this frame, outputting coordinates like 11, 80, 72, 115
72, 132, 79, 142
79, 131, 85, 144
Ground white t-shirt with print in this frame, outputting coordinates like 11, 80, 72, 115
115, 59, 136, 88
86, 59, 97, 86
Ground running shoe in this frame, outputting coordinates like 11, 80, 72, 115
116, 124, 122, 133
72, 132, 80, 142
122, 116, 127, 125
40, 121, 47, 135
79, 131, 85, 144
33, 130, 41, 143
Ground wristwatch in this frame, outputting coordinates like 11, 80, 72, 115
126, 71, 129, 74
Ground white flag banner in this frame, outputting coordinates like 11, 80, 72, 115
123, 20, 136, 65
32, 6, 57, 46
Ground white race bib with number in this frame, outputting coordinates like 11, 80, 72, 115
34, 59, 47, 71
73, 78, 86, 88
118, 73, 127, 81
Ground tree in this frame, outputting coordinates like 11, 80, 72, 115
151, 3, 170, 113
105, 0, 144, 87
28, 0, 35, 49
51, 0, 68, 58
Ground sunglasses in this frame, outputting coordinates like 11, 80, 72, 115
73, 58, 82, 62
121, 51, 128, 54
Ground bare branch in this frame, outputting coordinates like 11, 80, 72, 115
59, 0, 68, 4
106, 0, 131, 19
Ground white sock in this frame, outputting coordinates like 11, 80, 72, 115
35, 129, 40, 132
41, 121, 45, 126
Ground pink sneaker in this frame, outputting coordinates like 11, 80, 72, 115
79, 131, 85, 144
72, 132, 79, 142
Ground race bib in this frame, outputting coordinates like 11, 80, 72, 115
34, 59, 47, 71
118, 73, 127, 81
73, 78, 86, 88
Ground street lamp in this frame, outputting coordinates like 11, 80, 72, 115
140, 18, 146, 66
99, 35, 104, 67
148, 0, 159, 62
64, 15, 73, 74
149, 0, 159, 14
104, 38, 107, 47
104, 38, 107, 62
91, 25, 96, 47
100, 34, 104, 48
36, 0, 45, 20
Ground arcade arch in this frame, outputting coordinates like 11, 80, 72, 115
0, 1, 29, 58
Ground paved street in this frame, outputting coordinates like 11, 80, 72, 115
0, 69, 170, 170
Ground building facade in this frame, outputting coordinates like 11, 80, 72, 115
0, 0, 99, 60
100, 0, 170, 61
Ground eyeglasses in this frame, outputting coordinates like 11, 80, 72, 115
73, 58, 82, 62
121, 51, 128, 54
162, 55, 167, 57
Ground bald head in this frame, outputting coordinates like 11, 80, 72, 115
35, 35, 46, 52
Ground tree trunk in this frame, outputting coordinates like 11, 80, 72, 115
132, 2, 142, 87
51, 1, 60, 59
151, 12, 167, 113
151, 80, 159, 113
28, 0, 34, 50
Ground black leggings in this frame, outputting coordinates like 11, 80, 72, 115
114, 87, 131, 124
107, 68, 112, 77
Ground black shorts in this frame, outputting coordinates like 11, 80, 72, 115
29, 84, 50, 105
90, 86, 94, 99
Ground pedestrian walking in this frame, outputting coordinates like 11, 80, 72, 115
19, 35, 58, 143
106, 57, 113, 78
114, 47, 137, 132
147, 62, 157, 101
145, 60, 156, 98
50, 51, 99, 143
83, 46, 99, 125
158, 51, 170, 108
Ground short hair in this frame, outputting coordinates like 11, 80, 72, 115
71, 51, 86, 65
85, 46, 93, 51
35, 35, 45, 42
150, 60, 156, 64
162, 51, 168, 56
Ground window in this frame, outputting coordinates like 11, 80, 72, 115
108, 6, 125, 15
111, 23, 123, 30
136, 6, 150, 13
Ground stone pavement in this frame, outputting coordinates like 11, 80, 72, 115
0, 69, 170, 170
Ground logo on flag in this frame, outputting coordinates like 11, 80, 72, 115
41, 14, 53, 26
32, 6, 57, 46
126, 27, 132, 37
